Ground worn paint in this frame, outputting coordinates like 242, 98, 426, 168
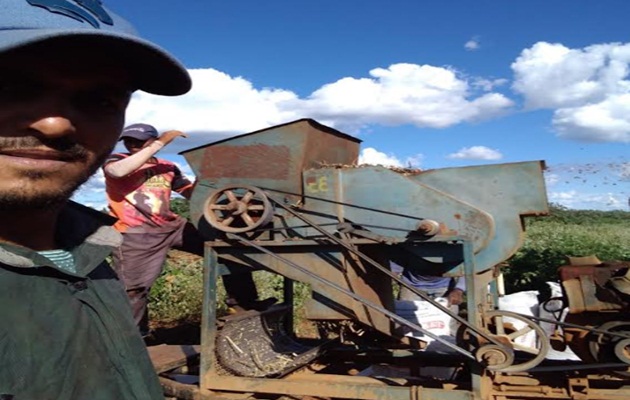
200, 144, 291, 180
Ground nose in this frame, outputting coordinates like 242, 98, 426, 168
29, 116, 76, 138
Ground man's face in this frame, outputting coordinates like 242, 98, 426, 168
0, 42, 134, 210
122, 137, 152, 154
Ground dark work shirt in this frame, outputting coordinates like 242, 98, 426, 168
0, 202, 163, 400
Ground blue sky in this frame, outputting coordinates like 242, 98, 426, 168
75, 1, 629, 211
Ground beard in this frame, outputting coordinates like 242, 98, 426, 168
0, 136, 113, 211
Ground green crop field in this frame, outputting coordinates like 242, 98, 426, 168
505, 205, 629, 294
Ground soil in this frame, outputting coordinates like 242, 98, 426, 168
146, 318, 318, 347
147, 320, 202, 346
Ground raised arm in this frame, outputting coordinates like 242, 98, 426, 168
104, 130, 187, 178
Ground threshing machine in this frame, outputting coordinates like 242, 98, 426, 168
157, 119, 630, 400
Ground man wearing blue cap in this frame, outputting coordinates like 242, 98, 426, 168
0, 0, 190, 398
103, 123, 271, 337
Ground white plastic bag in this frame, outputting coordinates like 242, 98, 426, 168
498, 290, 539, 349
395, 298, 458, 342
538, 282, 580, 361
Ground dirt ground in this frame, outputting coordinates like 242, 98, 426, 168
146, 317, 319, 347
147, 320, 202, 346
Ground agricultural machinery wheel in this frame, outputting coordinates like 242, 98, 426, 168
203, 185, 273, 233
588, 321, 630, 376
615, 338, 630, 364
474, 344, 515, 371
457, 310, 549, 373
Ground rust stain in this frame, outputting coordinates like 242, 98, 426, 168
439, 223, 457, 236
199, 144, 291, 180
454, 213, 462, 220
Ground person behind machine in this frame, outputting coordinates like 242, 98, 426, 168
0, 0, 192, 398
104, 123, 275, 337
392, 262, 466, 306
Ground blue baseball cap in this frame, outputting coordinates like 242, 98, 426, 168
120, 123, 159, 141
0, 0, 191, 96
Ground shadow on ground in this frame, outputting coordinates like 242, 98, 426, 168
147, 320, 201, 346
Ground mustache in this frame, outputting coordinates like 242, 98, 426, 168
0, 136, 89, 161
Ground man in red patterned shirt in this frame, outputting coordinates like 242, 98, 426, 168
104, 123, 270, 336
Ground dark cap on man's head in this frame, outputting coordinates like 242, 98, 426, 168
0, 0, 191, 96
120, 123, 159, 141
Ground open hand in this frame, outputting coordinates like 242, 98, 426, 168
157, 130, 187, 146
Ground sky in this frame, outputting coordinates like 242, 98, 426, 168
75, 0, 629, 211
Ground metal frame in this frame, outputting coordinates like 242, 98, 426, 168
198, 237, 486, 400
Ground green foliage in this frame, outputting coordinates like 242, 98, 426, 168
170, 197, 191, 221
504, 205, 630, 294
148, 253, 211, 325
541, 203, 629, 225
251, 271, 314, 335
149, 253, 312, 331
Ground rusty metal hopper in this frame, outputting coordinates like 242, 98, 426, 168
181, 118, 361, 228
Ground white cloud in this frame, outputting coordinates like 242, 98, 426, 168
512, 41, 630, 143
358, 148, 403, 167
357, 148, 424, 169
543, 160, 629, 210
548, 189, 627, 210
72, 169, 107, 211
125, 68, 300, 150
472, 77, 508, 91
124, 63, 514, 148
405, 154, 424, 168
544, 172, 560, 187
465, 39, 480, 51
447, 146, 503, 160
298, 63, 513, 131
120, 43, 630, 151
553, 96, 630, 142
549, 189, 579, 202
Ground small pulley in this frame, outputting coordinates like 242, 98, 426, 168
475, 344, 515, 371
457, 310, 549, 372
203, 185, 273, 233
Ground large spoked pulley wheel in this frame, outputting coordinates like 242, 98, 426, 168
203, 185, 273, 233
457, 310, 550, 372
